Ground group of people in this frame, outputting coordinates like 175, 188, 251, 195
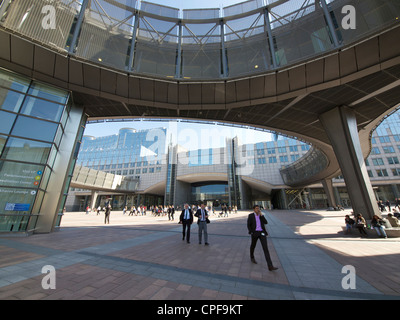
122, 205, 147, 216
377, 198, 400, 212
83, 201, 279, 271
179, 203, 278, 271
345, 210, 400, 238
179, 203, 210, 245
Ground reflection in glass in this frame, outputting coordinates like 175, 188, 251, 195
0, 87, 26, 112
12, 116, 59, 142
0, 161, 45, 188
0, 187, 37, 213
27, 82, 68, 104
1, 137, 52, 164
20, 97, 65, 122
191, 182, 229, 204
0, 70, 30, 94
0, 110, 16, 134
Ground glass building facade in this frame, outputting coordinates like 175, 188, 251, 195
0, 68, 85, 233
67, 108, 400, 213
78, 127, 167, 172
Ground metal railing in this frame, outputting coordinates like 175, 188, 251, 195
0, 0, 398, 80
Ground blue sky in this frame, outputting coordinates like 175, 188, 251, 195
84, 119, 275, 150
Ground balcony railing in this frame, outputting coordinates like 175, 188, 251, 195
0, 0, 398, 80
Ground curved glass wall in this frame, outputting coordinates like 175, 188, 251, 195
0, 0, 398, 80
279, 146, 329, 186
0, 68, 72, 232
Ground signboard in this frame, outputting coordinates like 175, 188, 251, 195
0, 163, 43, 188
4, 203, 30, 211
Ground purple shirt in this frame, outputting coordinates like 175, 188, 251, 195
255, 214, 263, 231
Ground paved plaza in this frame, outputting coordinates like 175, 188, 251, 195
0, 208, 400, 300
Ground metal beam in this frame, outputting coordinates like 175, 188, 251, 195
264, 8, 277, 68
127, 12, 139, 71
68, 0, 90, 54
175, 21, 182, 79
220, 19, 228, 78
320, 0, 340, 48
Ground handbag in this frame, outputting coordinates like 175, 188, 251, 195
206, 218, 210, 224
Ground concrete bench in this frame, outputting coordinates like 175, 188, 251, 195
341, 226, 400, 238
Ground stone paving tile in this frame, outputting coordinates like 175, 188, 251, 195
269, 209, 400, 296
0, 209, 400, 300
0, 245, 43, 268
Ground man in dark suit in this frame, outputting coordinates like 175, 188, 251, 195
179, 203, 193, 243
247, 205, 278, 271
195, 203, 209, 245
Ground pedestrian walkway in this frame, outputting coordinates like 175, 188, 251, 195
0, 209, 399, 300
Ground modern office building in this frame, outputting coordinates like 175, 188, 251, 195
66, 108, 400, 212
66, 125, 311, 210
0, 0, 400, 233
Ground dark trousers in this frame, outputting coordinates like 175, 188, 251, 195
250, 231, 273, 268
182, 220, 191, 242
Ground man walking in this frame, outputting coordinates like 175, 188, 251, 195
247, 205, 278, 271
195, 203, 209, 245
104, 204, 111, 224
179, 204, 193, 243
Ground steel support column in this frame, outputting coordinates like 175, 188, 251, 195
68, 0, 89, 54
264, 8, 277, 68
319, 106, 380, 219
175, 21, 182, 79
320, 0, 340, 47
220, 19, 228, 77
127, 12, 140, 71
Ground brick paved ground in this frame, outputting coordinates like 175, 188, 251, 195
0, 208, 399, 301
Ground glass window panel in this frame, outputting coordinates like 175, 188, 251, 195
330, 0, 400, 45
0, 110, 16, 134
0, 87, 26, 112
54, 125, 64, 147
12, 116, 59, 142
135, 41, 177, 77
0, 161, 45, 188
46, 145, 58, 169
135, 16, 179, 77
1, 137, 52, 164
0, 135, 6, 157
74, 0, 137, 70
270, 3, 333, 67
0, 70, 30, 94
27, 82, 68, 104
1, 0, 77, 50
182, 44, 221, 79
20, 97, 65, 122
0, 187, 38, 215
